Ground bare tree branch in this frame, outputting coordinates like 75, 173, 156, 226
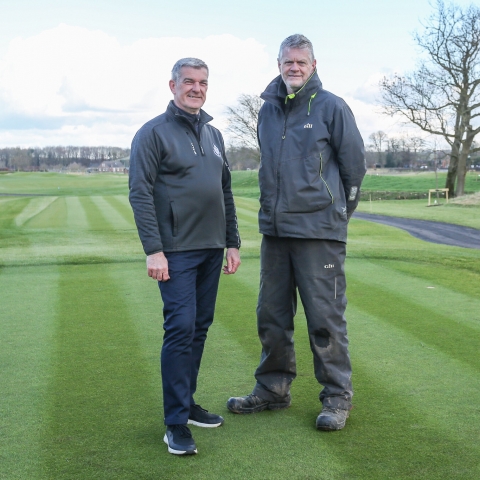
379, 0, 480, 195
225, 94, 263, 161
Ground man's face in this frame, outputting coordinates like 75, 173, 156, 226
278, 47, 316, 94
169, 67, 208, 114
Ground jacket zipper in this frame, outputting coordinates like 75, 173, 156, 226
273, 105, 292, 235
319, 152, 334, 204
282, 115, 288, 140
176, 112, 205, 156
185, 130, 205, 156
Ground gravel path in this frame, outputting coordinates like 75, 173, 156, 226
353, 212, 480, 250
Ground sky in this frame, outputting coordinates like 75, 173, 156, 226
0, 0, 475, 148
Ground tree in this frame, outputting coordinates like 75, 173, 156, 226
10, 148, 31, 171
408, 136, 427, 154
225, 94, 263, 162
386, 138, 401, 168
368, 131, 388, 166
225, 146, 259, 170
379, 1, 480, 196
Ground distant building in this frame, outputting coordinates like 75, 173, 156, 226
99, 160, 127, 173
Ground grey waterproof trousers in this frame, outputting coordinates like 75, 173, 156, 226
252, 235, 353, 410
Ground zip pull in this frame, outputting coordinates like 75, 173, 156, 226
307, 92, 317, 116
199, 142, 205, 155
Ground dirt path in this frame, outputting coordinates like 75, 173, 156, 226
353, 213, 480, 250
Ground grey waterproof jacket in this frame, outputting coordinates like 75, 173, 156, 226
258, 71, 366, 243
129, 101, 240, 255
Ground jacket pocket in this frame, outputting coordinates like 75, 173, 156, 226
170, 201, 178, 237
280, 153, 334, 213
318, 152, 334, 204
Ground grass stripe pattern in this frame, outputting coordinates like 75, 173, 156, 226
1, 172, 479, 479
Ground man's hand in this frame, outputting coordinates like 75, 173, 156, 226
223, 248, 241, 275
147, 252, 170, 282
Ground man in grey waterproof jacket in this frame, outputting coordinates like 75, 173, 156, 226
227, 35, 365, 430
129, 58, 241, 455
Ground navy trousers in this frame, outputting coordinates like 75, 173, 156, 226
158, 248, 223, 425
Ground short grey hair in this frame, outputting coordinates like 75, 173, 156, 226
278, 34, 315, 62
171, 58, 209, 83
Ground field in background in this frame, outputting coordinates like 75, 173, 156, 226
1, 172, 479, 479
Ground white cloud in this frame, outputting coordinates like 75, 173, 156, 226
0, 25, 276, 147
0, 24, 423, 148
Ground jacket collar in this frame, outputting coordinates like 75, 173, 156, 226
166, 100, 213, 125
260, 70, 323, 110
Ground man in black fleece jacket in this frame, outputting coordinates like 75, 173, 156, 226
129, 58, 241, 455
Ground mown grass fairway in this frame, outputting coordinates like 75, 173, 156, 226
1, 172, 480, 479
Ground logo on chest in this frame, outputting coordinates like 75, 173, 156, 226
304, 123, 313, 129
213, 144, 222, 158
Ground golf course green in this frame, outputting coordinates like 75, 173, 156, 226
1, 171, 479, 479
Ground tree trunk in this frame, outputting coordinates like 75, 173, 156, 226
456, 134, 475, 196
456, 153, 467, 196
446, 142, 460, 197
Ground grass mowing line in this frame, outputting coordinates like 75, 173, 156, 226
105, 195, 136, 225
235, 212, 259, 229
347, 258, 480, 332
112, 194, 131, 207
89, 196, 133, 230
216, 256, 480, 478
25, 197, 67, 229
0, 172, 129, 196
109, 261, 350, 478
0, 265, 58, 480
214, 265, 480, 478
0, 197, 32, 252
101, 195, 136, 227
41, 263, 164, 479
2, 173, 477, 477
216, 259, 476, 479
376, 257, 480, 299
346, 307, 480, 478
211, 270, 354, 480
78, 196, 115, 230
15, 196, 58, 226
235, 206, 259, 221
347, 272, 480, 373
65, 196, 89, 230
231, 196, 263, 258
0, 194, 141, 267
105, 261, 163, 370
234, 196, 259, 209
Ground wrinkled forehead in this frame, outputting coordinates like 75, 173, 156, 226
278, 47, 314, 64
178, 66, 209, 82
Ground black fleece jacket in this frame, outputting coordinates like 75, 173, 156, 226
129, 101, 240, 255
